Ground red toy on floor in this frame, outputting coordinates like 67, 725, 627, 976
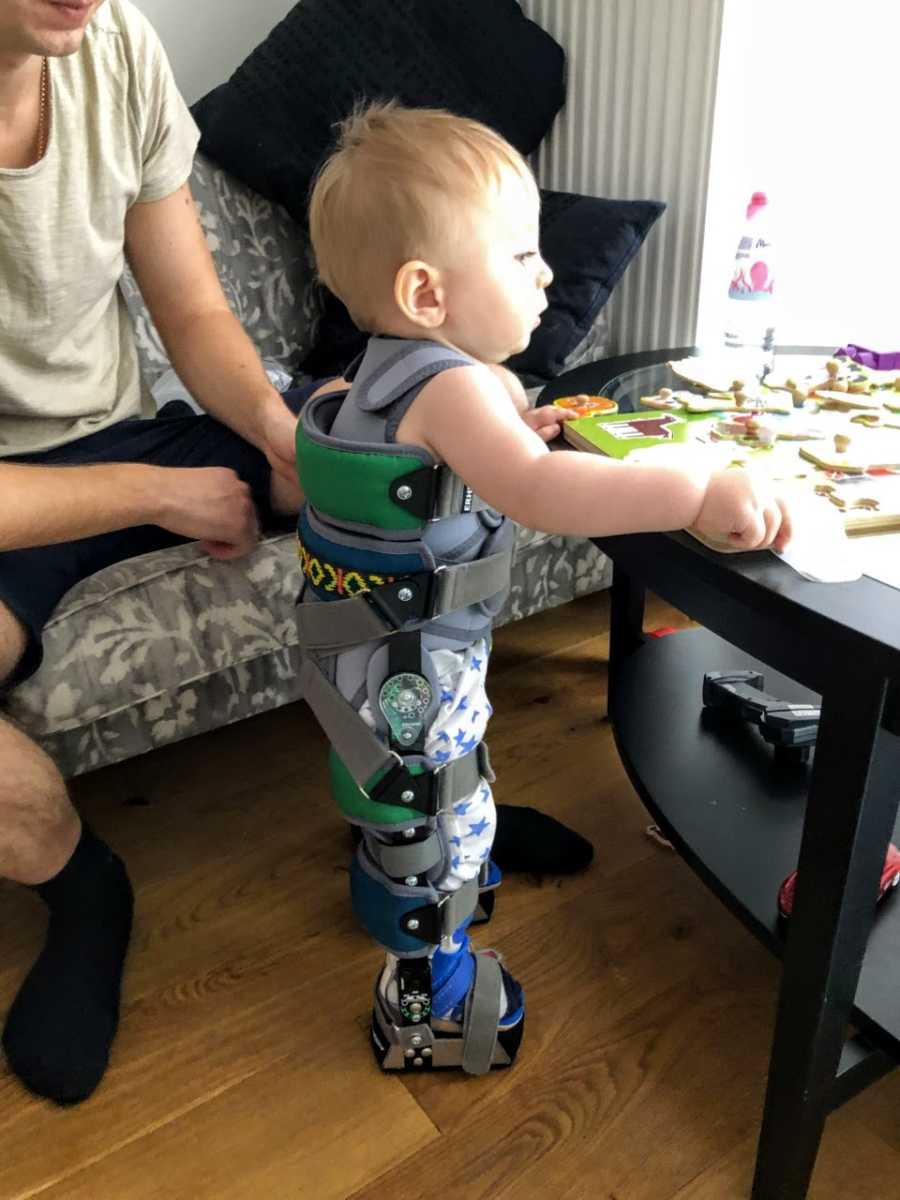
778, 843, 900, 919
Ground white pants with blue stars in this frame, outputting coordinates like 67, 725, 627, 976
360, 636, 495, 893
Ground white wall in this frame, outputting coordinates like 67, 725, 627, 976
132, 0, 296, 105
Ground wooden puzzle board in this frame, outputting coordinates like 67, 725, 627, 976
563, 357, 900, 535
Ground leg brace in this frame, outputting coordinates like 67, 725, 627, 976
300, 622, 524, 1074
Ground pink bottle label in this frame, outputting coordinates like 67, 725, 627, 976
729, 237, 774, 300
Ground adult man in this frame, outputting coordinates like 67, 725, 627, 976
0, 0, 313, 1106
0, 0, 591, 1106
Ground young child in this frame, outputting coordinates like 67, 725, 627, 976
296, 102, 792, 1078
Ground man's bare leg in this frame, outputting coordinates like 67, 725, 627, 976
0, 604, 133, 1104
0, 612, 80, 882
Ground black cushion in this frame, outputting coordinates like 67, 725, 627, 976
192, 0, 565, 226
508, 190, 666, 379
301, 190, 666, 381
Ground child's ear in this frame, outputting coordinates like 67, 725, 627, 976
394, 261, 446, 329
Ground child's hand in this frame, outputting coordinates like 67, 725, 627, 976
520, 405, 577, 442
695, 469, 793, 551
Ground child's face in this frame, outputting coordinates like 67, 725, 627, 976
439, 171, 552, 363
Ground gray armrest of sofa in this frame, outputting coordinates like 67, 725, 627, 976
2, 156, 611, 778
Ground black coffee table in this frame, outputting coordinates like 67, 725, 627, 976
541, 350, 900, 1199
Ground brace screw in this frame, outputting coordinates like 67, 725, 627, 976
400, 790, 415, 803
422, 1048, 432, 1057
398, 587, 414, 602
413, 1057, 424, 1067
406, 918, 420, 931
404, 828, 415, 838
411, 1035, 423, 1047
404, 875, 418, 887
410, 1001, 423, 1014
397, 485, 413, 501
411, 1014, 422, 1023
400, 730, 415, 743
405, 1048, 415, 1058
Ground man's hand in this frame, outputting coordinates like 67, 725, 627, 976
520, 404, 577, 443
258, 398, 302, 513
156, 466, 260, 560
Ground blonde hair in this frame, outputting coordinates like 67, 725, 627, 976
309, 101, 535, 330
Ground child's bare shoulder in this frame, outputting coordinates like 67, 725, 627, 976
397, 360, 512, 452
417, 359, 507, 406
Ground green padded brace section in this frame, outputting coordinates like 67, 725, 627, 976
296, 423, 423, 531
329, 748, 428, 826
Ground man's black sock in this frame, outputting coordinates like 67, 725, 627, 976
491, 804, 594, 875
2, 824, 133, 1105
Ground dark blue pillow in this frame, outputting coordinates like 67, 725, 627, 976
507, 190, 665, 379
302, 190, 665, 381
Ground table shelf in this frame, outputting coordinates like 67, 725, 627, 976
611, 626, 900, 1058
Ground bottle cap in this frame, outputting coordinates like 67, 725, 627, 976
747, 191, 768, 219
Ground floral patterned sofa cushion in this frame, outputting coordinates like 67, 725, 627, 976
6, 530, 610, 778
1, 154, 612, 778
119, 154, 321, 387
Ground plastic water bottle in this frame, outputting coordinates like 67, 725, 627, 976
151, 359, 294, 413
724, 191, 776, 379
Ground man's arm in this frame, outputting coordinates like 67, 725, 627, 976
0, 461, 259, 557
124, 184, 300, 511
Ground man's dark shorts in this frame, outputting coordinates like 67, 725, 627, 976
0, 385, 321, 686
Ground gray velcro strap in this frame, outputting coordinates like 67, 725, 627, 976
437, 743, 484, 810
432, 550, 511, 613
300, 656, 395, 787
461, 952, 503, 1074
296, 548, 512, 653
441, 878, 479, 936
297, 597, 394, 652
372, 832, 443, 879
433, 468, 492, 519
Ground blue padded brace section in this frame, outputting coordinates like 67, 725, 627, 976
432, 934, 475, 1017
431, 932, 525, 1024
350, 854, 433, 955
298, 509, 427, 602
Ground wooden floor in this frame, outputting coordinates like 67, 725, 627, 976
2, 592, 900, 1200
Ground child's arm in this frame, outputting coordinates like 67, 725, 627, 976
485, 363, 529, 413
485, 363, 575, 442
397, 364, 791, 549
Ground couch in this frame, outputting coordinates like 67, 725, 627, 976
3, 153, 612, 779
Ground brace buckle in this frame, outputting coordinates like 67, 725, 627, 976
364, 565, 448, 629
365, 755, 443, 818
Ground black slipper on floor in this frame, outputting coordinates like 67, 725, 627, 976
348, 805, 593, 875
491, 804, 593, 875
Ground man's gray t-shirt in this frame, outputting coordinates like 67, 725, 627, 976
0, 0, 200, 457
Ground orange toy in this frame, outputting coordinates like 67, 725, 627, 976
553, 394, 618, 419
